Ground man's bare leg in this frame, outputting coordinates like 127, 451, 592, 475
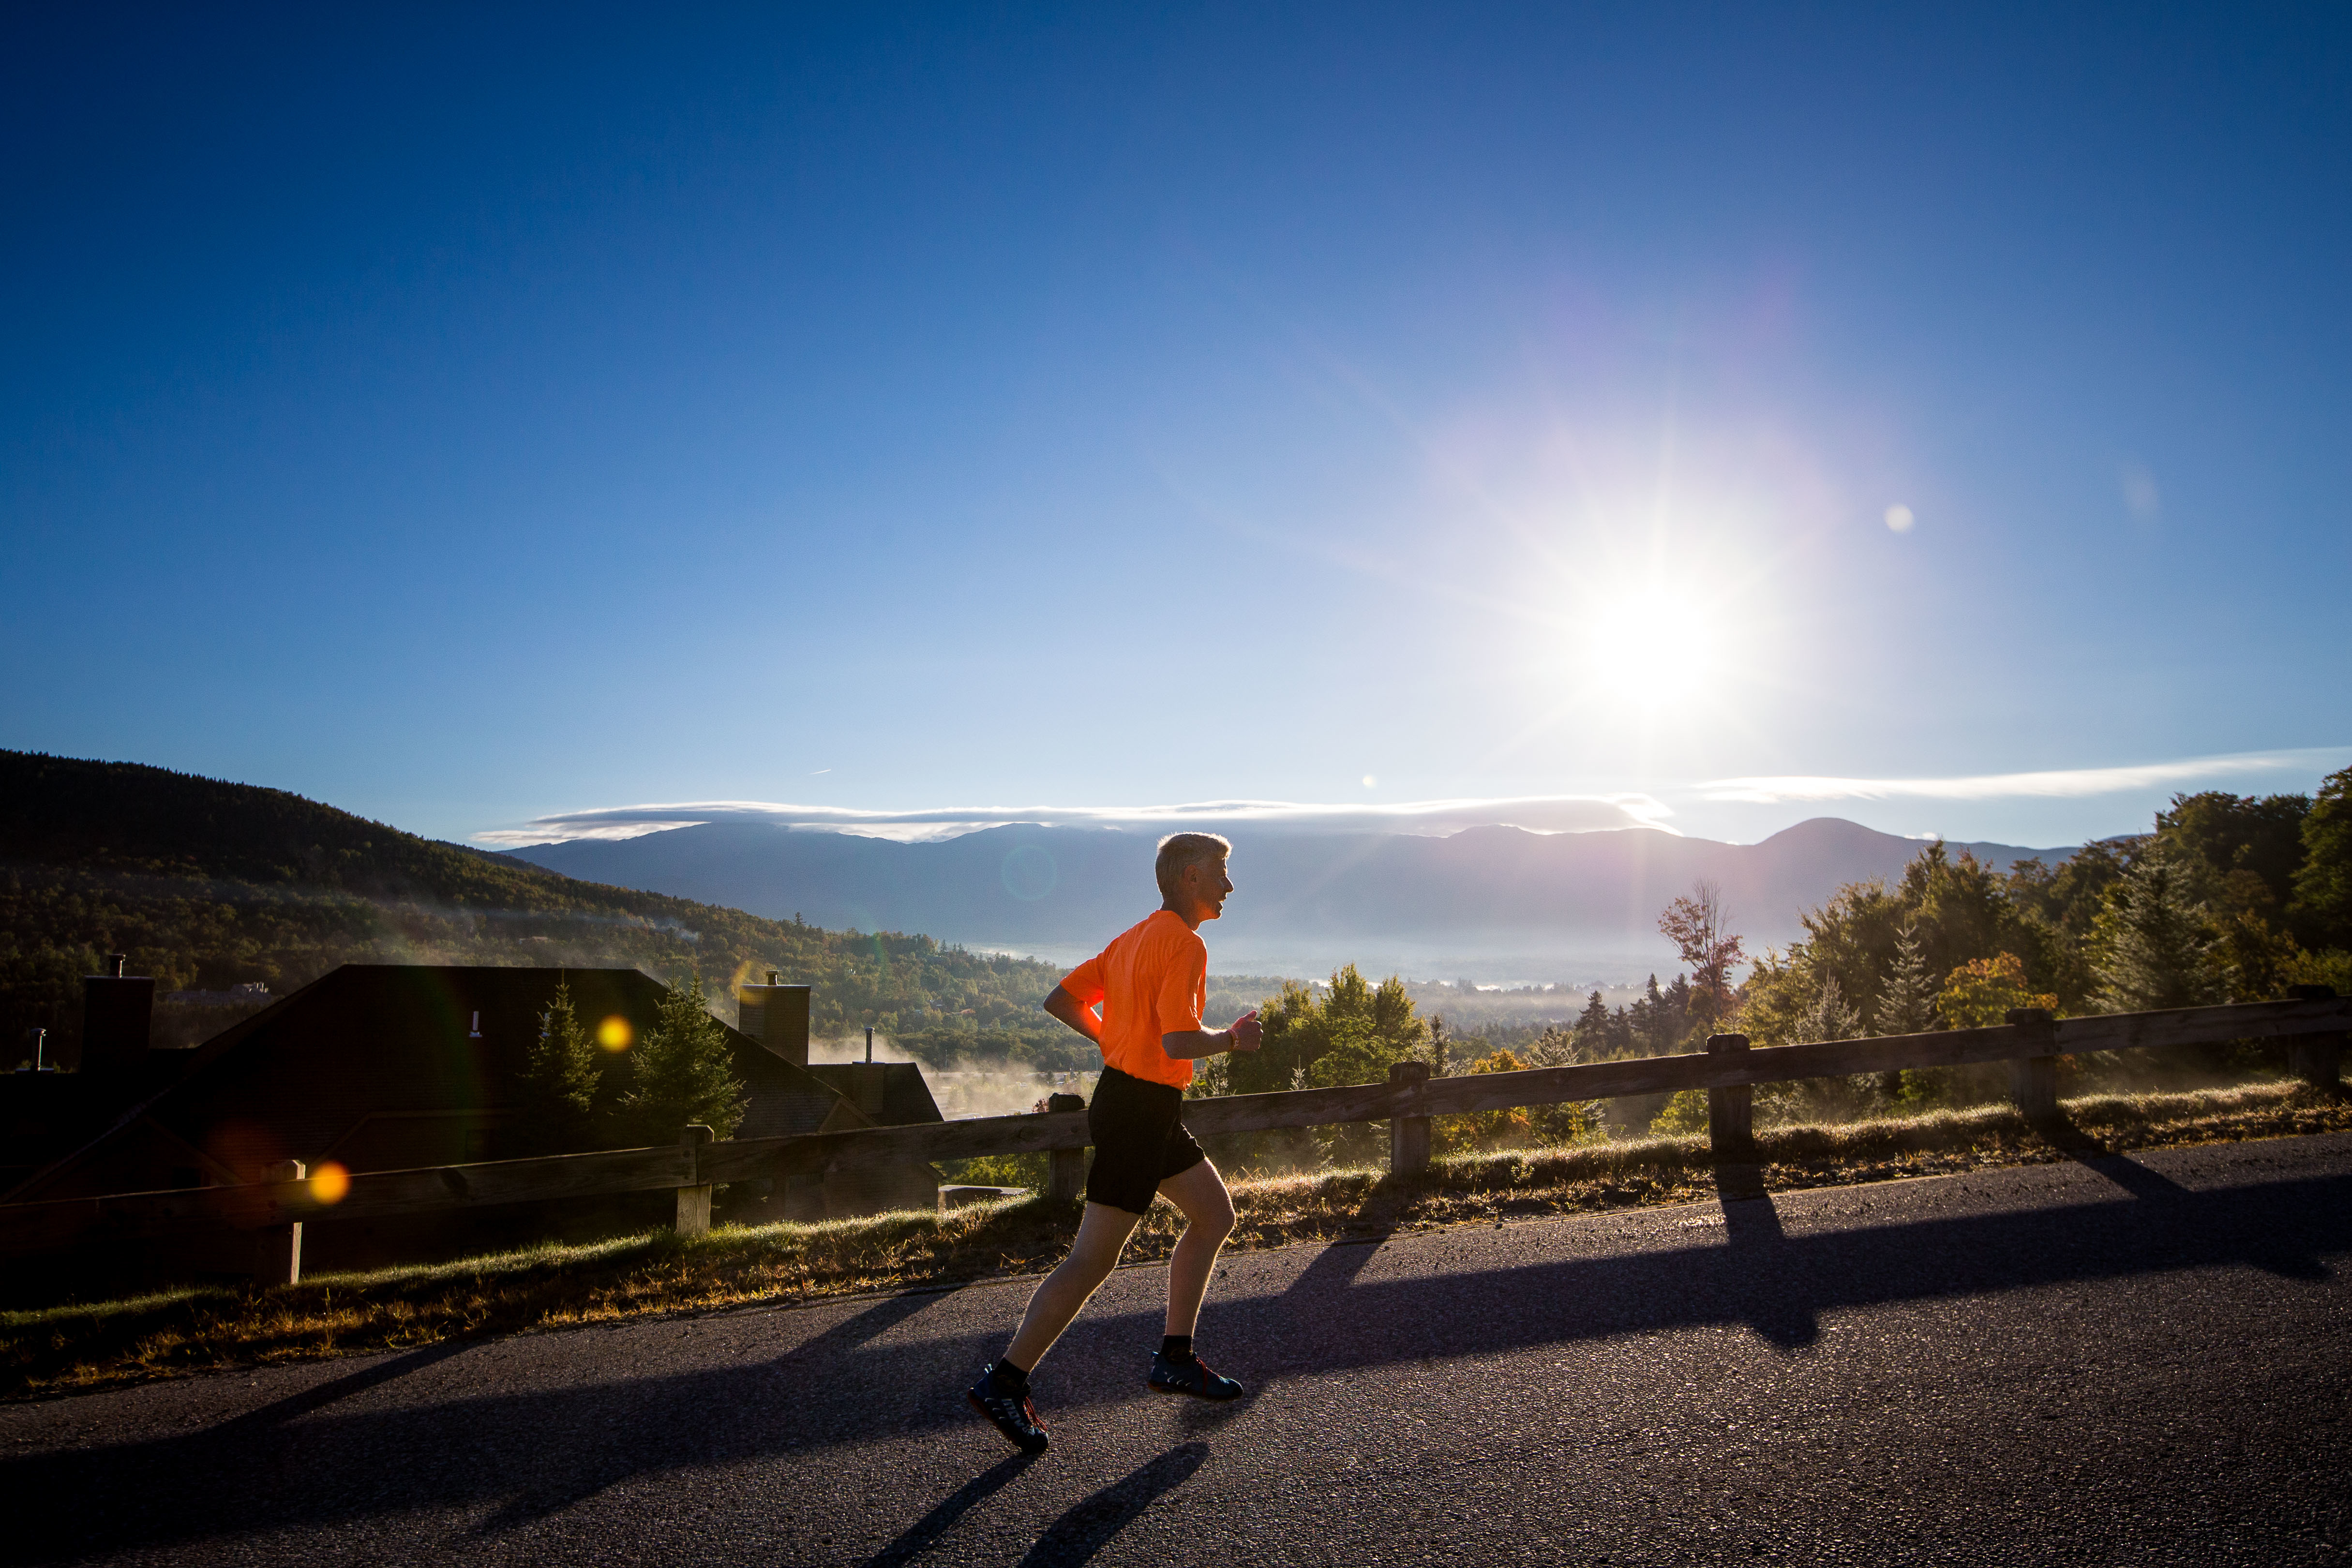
1002, 1200, 1143, 1371
1157, 1158, 1237, 1338
1146, 1158, 1245, 1399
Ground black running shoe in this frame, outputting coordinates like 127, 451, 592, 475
966, 1365, 1050, 1453
1148, 1350, 1243, 1401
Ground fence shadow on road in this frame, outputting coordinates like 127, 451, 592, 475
209, 1338, 475, 1441
6, 1167, 2347, 1565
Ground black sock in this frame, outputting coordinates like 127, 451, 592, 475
991, 1358, 1029, 1388
1160, 1335, 1194, 1362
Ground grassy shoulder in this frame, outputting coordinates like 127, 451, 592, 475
7, 1080, 2347, 1401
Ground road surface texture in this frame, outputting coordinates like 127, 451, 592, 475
7, 1132, 2351, 1566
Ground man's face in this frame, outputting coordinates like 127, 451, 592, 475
1180, 856, 1234, 921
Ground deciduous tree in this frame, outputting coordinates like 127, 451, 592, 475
1936, 953, 2059, 1029
1659, 881, 1744, 1028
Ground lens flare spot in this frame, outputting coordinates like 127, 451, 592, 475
1884, 504, 1915, 533
310, 1161, 351, 1204
597, 1015, 634, 1051
1001, 845, 1058, 901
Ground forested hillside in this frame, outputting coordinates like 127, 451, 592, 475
0, 752, 1067, 1067
1735, 775, 2352, 1054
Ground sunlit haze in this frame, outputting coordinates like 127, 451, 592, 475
3, 7, 2345, 851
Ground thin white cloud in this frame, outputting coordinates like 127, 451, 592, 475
479, 750, 2350, 847
1699, 749, 2347, 805
478, 793, 1678, 847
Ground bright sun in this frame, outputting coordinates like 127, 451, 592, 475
1580, 588, 1721, 709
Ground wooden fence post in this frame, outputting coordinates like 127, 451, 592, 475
1045, 1092, 1087, 1201
260, 1160, 304, 1285
2285, 986, 2344, 1089
2006, 1008, 2059, 1119
1705, 1035, 1753, 1158
1389, 1060, 1432, 1175
675, 1125, 713, 1236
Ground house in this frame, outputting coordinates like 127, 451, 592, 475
737, 976, 947, 1219
5, 963, 948, 1281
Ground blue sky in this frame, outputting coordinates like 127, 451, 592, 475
4, 4, 2347, 851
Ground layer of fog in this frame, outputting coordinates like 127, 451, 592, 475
812, 1031, 1096, 1120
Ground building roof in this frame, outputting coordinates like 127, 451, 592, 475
805, 1062, 944, 1127
3, 965, 866, 1203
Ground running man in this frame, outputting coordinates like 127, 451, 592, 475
965, 832, 1263, 1454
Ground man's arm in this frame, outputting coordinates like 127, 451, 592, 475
1161, 1009, 1262, 1060
1043, 985, 1102, 1044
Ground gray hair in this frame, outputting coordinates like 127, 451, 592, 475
1154, 832, 1233, 898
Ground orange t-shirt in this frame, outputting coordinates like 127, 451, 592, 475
1058, 909, 1207, 1090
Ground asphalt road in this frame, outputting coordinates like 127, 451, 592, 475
8, 1133, 2352, 1567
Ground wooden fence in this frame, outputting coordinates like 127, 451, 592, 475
3, 991, 2342, 1284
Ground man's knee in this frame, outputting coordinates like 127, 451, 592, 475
1190, 1189, 1236, 1241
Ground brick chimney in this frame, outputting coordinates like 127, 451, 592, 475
80, 953, 154, 1080
737, 974, 810, 1067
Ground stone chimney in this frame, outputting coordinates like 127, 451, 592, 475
80, 954, 154, 1080
737, 976, 810, 1068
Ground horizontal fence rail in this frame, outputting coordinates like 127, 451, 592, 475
3, 994, 2343, 1280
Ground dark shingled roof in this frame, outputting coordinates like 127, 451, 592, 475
5, 965, 861, 1203
805, 1062, 944, 1128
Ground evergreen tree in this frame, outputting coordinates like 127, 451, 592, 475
615, 975, 748, 1144
1625, 977, 1660, 1054
1626, 973, 1693, 1054
1522, 1022, 1579, 1067
1873, 921, 1936, 1035
1792, 974, 1863, 1045
2291, 765, 2352, 949
1660, 974, 1694, 1044
2093, 857, 2223, 1012
1573, 990, 1613, 1058
517, 975, 601, 1154
1867, 920, 1936, 1098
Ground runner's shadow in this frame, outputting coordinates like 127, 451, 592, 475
772, 1287, 946, 1366
1015, 1442, 1209, 1567
862, 1453, 1037, 1567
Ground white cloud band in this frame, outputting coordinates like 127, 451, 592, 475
1700, 749, 2347, 805
478, 750, 2349, 848
478, 793, 1678, 847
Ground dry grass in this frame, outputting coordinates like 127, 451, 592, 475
6, 1079, 2344, 1402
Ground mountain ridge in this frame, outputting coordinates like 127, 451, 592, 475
505, 814, 2071, 972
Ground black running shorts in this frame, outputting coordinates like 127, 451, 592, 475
1084, 1065, 1207, 1214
